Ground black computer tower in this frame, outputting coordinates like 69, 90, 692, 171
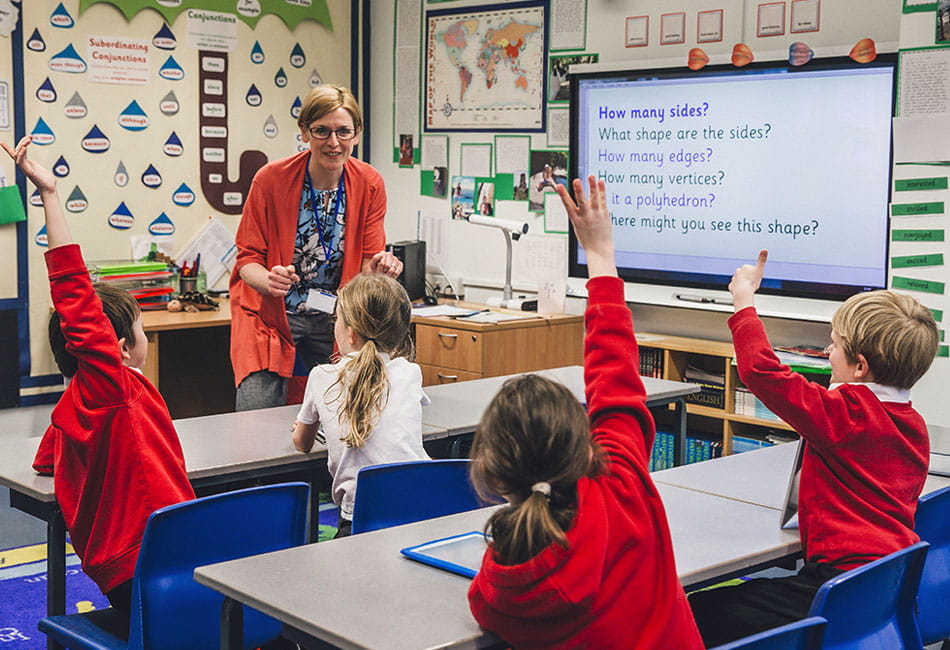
391, 240, 426, 301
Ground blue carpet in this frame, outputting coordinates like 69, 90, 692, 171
0, 500, 340, 649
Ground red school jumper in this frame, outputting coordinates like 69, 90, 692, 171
729, 307, 928, 570
468, 276, 703, 649
33, 244, 195, 594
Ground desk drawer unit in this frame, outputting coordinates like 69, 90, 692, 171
416, 324, 484, 374
420, 364, 482, 385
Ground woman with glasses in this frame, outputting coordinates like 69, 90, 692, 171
230, 84, 404, 411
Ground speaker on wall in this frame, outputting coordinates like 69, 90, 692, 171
390, 240, 426, 301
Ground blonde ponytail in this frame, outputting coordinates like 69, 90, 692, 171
327, 273, 413, 448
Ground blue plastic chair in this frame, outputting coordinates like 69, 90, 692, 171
38, 482, 310, 650
806, 541, 929, 649
351, 459, 481, 534
915, 486, 950, 646
710, 616, 826, 650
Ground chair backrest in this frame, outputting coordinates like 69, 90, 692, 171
351, 459, 481, 534
710, 616, 826, 650
806, 541, 929, 650
914, 485, 950, 644
128, 482, 310, 650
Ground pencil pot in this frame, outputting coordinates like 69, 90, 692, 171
176, 270, 205, 294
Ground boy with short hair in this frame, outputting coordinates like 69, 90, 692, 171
3, 137, 195, 619
689, 250, 939, 646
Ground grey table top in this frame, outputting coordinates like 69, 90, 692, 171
421, 366, 697, 434
195, 483, 798, 650
0, 404, 446, 502
653, 438, 950, 509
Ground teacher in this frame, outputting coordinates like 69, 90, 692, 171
230, 84, 403, 411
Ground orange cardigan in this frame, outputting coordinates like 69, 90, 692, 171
229, 152, 387, 387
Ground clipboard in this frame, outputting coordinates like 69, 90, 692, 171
400, 531, 488, 578
780, 439, 803, 530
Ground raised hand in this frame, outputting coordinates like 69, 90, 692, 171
1, 136, 56, 195
555, 175, 616, 278
729, 250, 768, 311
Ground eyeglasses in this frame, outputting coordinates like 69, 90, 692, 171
308, 126, 357, 141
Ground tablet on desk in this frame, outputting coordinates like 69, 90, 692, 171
401, 531, 488, 578
781, 439, 803, 530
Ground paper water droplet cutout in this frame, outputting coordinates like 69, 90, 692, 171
36, 77, 57, 103
35, 225, 49, 248
64, 91, 87, 118
731, 43, 753, 67
50, 2, 74, 28
141, 164, 162, 188
159, 56, 184, 81
81, 125, 110, 153
850, 38, 877, 64
108, 202, 135, 230
172, 182, 196, 206
65, 186, 87, 213
118, 100, 149, 131
274, 67, 288, 88
246, 84, 262, 107
163, 132, 183, 157
308, 69, 322, 88
53, 155, 70, 177
289, 43, 305, 68
114, 161, 129, 187
250, 41, 265, 64
49, 44, 86, 73
159, 90, 180, 116
30, 189, 44, 207
30, 117, 55, 145
687, 48, 709, 71
27, 28, 46, 52
149, 212, 175, 235
152, 23, 176, 50
788, 42, 814, 67
263, 115, 279, 139
290, 97, 302, 119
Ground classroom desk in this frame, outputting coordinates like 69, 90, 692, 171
653, 439, 950, 509
422, 366, 699, 464
196, 483, 799, 650
0, 405, 446, 647
141, 298, 234, 419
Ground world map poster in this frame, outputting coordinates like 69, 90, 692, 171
425, 1, 547, 132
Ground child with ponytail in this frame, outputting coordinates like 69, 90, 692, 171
292, 273, 429, 537
466, 176, 703, 649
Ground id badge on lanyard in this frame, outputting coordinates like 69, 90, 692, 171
303, 157, 344, 314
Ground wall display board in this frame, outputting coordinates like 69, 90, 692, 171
8, 0, 351, 396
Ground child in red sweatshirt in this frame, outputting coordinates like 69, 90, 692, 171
4, 136, 195, 620
466, 176, 703, 649
689, 250, 938, 646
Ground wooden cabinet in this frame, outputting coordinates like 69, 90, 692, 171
412, 309, 584, 386
638, 332, 829, 455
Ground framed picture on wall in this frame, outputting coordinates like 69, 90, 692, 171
660, 12, 686, 45
424, 0, 548, 132
548, 52, 598, 104
625, 16, 649, 47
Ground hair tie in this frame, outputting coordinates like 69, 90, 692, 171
531, 481, 551, 498
364, 336, 376, 343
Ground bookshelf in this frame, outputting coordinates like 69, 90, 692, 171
637, 332, 829, 456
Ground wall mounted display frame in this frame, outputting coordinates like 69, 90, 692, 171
424, 0, 548, 132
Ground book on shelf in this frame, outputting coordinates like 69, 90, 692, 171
683, 364, 726, 409
638, 347, 664, 378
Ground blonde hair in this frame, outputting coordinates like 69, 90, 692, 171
469, 374, 605, 566
329, 273, 414, 448
831, 290, 938, 389
297, 84, 363, 133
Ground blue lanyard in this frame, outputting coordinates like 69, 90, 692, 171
304, 158, 345, 263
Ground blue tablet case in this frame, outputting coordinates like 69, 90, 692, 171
400, 531, 488, 578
